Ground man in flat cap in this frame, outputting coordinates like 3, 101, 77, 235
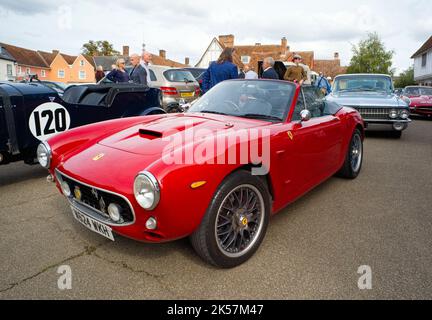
284, 54, 307, 85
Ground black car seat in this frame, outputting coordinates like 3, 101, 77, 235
79, 92, 107, 105
62, 86, 89, 104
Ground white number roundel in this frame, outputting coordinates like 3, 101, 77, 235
29, 102, 71, 141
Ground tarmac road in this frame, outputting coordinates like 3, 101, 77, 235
0, 118, 431, 299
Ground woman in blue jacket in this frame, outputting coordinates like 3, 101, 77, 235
202, 48, 239, 93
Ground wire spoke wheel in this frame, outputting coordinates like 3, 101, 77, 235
350, 133, 363, 173
215, 184, 265, 258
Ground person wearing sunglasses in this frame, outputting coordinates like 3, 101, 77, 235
106, 58, 130, 83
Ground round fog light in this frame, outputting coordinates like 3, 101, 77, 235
108, 203, 122, 222
61, 181, 71, 197
146, 217, 157, 230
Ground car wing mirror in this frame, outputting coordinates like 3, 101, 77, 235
300, 109, 312, 122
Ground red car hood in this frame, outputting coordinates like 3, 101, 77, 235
58, 113, 269, 190
98, 113, 269, 155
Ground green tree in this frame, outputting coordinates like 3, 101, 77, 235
394, 66, 416, 88
347, 32, 395, 75
81, 40, 120, 56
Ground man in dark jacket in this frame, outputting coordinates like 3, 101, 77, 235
129, 54, 147, 86
261, 57, 279, 80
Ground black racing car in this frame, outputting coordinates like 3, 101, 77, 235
0, 82, 165, 165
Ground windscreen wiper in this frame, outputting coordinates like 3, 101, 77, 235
200, 110, 229, 116
241, 114, 282, 121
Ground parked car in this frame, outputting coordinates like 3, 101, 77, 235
39, 79, 364, 268
20, 78, 68, 97
326, 74, 411, 138
402, 86, 432, 118
0, 82, 164, 166
183, 67, 207, 91
149, 66, 201, 112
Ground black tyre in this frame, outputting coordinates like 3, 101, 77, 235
190, 171, 271, 268
390, 130, 402, 139
337, 129, 363, 179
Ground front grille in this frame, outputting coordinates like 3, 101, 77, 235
57, 172, 134, 224
354, 107, 390, 120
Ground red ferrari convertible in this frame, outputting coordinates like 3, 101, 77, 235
38, 80, 364, 268
403, 86, 432, 117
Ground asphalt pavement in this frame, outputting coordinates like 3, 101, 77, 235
1, 118, 431, 299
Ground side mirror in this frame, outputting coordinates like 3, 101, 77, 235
300, 109, 312, 122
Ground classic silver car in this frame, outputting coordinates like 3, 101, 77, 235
326, 74, 410, 138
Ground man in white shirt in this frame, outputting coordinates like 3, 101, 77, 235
244, 64, 258, 79
140, 51, 152, 84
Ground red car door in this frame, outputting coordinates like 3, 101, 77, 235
274, 87, 343, 207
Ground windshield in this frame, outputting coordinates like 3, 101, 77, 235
333, 75, 393, 93
404, 87, 432, 96
187, 80, 295, 122
163, 69, 196, 83
186, 69, 206, 79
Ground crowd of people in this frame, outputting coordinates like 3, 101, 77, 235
96, 47, 333, 95
201, 48, 332, 95
95, 51, 153, 86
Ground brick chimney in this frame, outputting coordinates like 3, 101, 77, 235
219, 35, 234, 48
123, 46, 129, 56
334, 52, 340, 60
281, 37, 288, 49
185, 57, 190, 66
159, 50, 166, 59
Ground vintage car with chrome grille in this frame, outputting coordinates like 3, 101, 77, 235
39, 80, 364, 268
0, 82, 164, 166
402, 86, 432, 118
326, 74, 410, 138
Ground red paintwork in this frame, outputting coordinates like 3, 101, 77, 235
48, 84, 364, 243
404, 94, 432, 116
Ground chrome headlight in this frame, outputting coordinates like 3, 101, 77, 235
37, 141, 52, 169
389, 109, 398, 119
133, 171, 160, 210
400, 110, 410, 120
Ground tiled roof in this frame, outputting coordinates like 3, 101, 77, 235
37, 50, 57, 65
0, 43, 49, 68
151, 54, 186, 68
196, 36, 316, 71
0, 46, 15, 62
83, 54, 96, 68
411, 36, 432, 58
313, 59, 348, 78
62, 53, 77, 65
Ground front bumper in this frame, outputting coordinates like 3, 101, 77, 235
363, 119, 411, 131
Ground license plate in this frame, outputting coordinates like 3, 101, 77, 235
180, 92, 194, 98
71, 207, 115, 241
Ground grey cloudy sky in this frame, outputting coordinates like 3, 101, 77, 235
0, 0, 430, 74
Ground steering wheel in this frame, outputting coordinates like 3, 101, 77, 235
223, 100, 240, 113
